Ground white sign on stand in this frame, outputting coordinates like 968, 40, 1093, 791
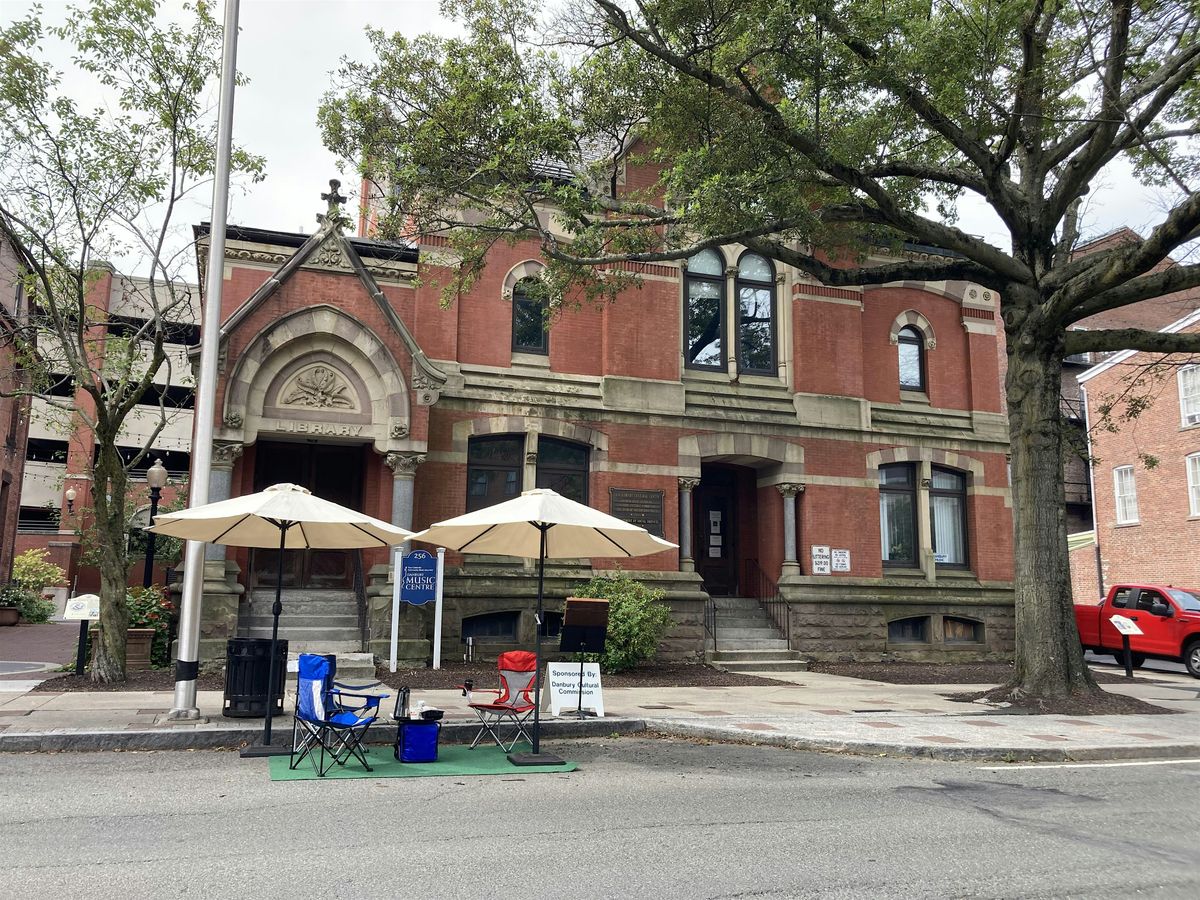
1109, 614, 1143, 636
811, 545, 832, 575
63, 594, 100, 621
544, 662, 605, 717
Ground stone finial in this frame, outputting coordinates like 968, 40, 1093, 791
321, 179, 347, 214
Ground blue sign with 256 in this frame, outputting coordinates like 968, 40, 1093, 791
400, 549, 438, 605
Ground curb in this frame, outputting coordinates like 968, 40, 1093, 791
0, 716, 648, 753
645, 719, 1200, 763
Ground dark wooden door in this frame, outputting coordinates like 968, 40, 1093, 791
251, 442, 364, 588
694, 467, 738, 596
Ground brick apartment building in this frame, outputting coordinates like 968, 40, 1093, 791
1071, 308, 1200, 599
183, 171, 1015, 669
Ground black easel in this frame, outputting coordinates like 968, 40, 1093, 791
558, 598, 609, 718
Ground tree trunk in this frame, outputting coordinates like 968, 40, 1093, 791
1005, 338, 1098, 699
91, 443, 130, 683
93, 554, 130, 683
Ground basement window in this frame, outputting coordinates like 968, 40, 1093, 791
887, 616, 930, 644
943, 616, 984, 643
461, 611, 519, 642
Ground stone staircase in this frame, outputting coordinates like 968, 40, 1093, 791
238, 589, 376, 682
708, 596, 808, 675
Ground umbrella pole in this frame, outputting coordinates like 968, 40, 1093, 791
241, 526, 290, 758
509, 524, 564, 766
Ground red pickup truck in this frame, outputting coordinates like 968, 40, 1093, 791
1075, 583, 1200, 678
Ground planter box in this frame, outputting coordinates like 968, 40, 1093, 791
0, 607, 18, 627
89, 627, 156, 671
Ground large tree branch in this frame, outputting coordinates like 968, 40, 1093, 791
1065, 327, 1200, 356
1063, 260, 1200, 323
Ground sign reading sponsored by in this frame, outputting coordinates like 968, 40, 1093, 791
400, 550, 438, 605
63, 594, 100, 621
831, 549, 851, 572
1109, 614, 1143, 636
544, 662, 605, 717
811, 545, 832, 576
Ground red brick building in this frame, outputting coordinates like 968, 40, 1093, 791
1073, 309, 1200, 597
187, 178, 1015, 667
0, 235, 31, 581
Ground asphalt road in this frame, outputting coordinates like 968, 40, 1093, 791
1085, 649, 1191, 677
3, 739, 1198, 899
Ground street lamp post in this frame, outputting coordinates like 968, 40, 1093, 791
143, 459, 168, 588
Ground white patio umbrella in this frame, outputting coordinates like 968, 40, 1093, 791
149, 483, 413, 755
408, 488, 676, 765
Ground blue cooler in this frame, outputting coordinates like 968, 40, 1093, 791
395, 720, 440, 763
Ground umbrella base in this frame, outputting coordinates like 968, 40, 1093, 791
240, 745, 291, 758
508, 751, 567, 766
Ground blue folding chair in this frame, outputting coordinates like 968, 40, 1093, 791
289, 654, 387, 776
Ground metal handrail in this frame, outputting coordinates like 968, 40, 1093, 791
352, 550, 368, 652
704, 595, 718, 652
742, 559, 790, 650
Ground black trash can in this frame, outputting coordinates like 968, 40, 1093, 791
223, 638, 288, 718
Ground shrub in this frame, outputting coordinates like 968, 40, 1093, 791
0, 583, 56, 624
572, 572, 672, 673
127, 586, 175, 667
13, 549, 66, 596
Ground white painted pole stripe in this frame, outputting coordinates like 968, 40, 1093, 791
976, 758, 1200, 771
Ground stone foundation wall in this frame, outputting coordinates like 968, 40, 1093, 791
780, 575, 1014, 662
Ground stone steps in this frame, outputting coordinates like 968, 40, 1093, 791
708, 596, 807, 674
285, 651, 378, 684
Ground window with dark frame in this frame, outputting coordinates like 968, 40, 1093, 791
461, 611, 520, 641
684, 249, 725, 369
897, 325, 926, 392
512, 279, 549, 354
466, 435, 523, 512
929, 466, 968, 568
735, 252, 776, 374
879, 463, 917, 567
888, 616, 930, 643
535, 436, 589, 504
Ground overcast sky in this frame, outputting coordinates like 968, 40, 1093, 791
4, 0, 1188, 275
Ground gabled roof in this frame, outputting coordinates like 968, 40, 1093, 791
1077, 307, 1200, 384
192, 211, 445, 390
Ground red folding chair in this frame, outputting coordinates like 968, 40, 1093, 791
462, 650, 538, 751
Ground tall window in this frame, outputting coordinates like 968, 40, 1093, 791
512, 279, 548, 354
929, 467, 967, 567
736, 252, 776, 374
879, 464, 917, 567
1181, 365, 1200, 426
466, 436, 523, 511
1187, 453, 1200, 517
1113, 465, 1139, 524
535, 437, 589, 503
897, 326, 926, 391
684, 249, 725, 369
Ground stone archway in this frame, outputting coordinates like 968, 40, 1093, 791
219, 305, 412, 452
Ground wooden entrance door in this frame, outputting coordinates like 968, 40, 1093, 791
251, 441, 365, 588
694, 466, 738, 596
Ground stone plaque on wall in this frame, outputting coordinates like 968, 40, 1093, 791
610, 488, 665, 537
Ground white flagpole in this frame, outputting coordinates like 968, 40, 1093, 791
168, 0, 240, 720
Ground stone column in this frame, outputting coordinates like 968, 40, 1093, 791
917, 460, 936, 581
777, 483, 804, 576
368, 452, 429, 664
205, 441, 243, 560
678, 477, 700, 572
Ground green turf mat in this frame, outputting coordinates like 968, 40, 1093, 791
269, 743, 577, 781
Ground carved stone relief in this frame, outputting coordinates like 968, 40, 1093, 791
279, 364, 358, 411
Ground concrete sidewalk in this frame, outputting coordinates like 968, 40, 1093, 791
1, 663, 1197, 761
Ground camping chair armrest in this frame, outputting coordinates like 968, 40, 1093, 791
329, 690, 386, 710
333, 680, 384, 692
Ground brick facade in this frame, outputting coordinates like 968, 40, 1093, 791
1073, 311, 1200, 597
190, 172, 1016, 664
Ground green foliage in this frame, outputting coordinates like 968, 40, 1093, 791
572, 572, 672, 673
0, 584, 56, 624
127, 586, 174, 667
12, 549, 66, 596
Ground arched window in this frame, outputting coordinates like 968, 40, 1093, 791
879, 463, 917, 567
897, 326, 926, 391
736, 252, 776, 374
512, 279, 548, 354
684, 249, 725, 369
536, 437, 589, 503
